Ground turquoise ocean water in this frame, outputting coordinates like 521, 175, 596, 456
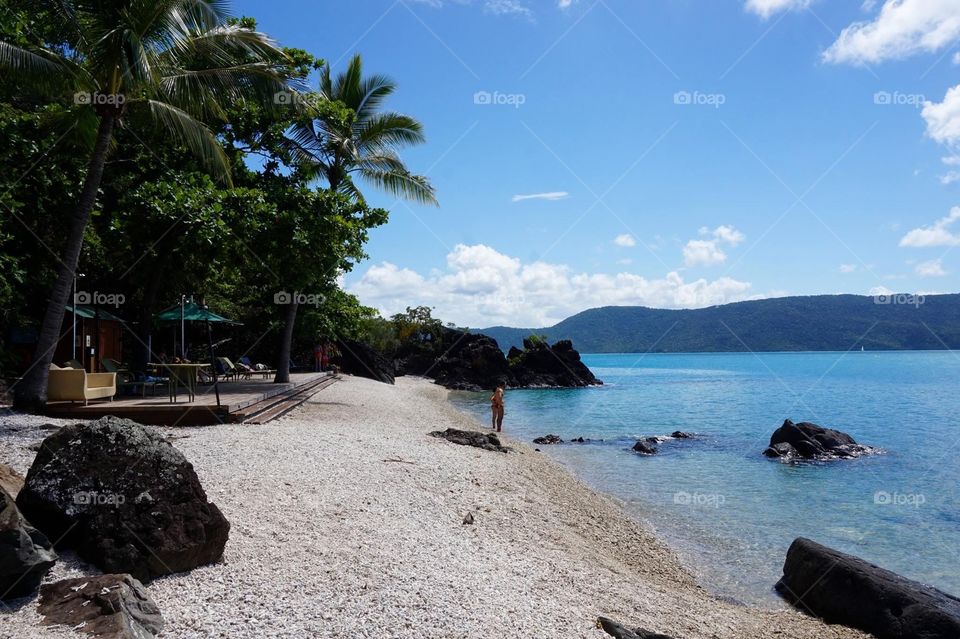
447, 351, 960, 606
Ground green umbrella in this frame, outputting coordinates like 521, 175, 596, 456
155, 301, 238, 324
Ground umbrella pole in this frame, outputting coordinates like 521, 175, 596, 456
206, 318, 221, 410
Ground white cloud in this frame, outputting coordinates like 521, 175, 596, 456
512, 191, 569, 202
953, 51, 960, 64
683, 225, 746, 267
899, 206, 960, 247
869, 285, 894, 296
940, 170, 960, 185
613, 233, 636, 247
839, 263, 858, 273
350, 243, 756, 327
823, 0, 960, 65
916, 258, 948, 277
922, 84, 960, 146
683, 240, 728, 267
745, 0, 812, 19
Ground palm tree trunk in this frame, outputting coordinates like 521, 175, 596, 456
13, 114, 116, 412
273, 300, 299, 383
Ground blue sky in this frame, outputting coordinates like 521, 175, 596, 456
236, 0, 960, 327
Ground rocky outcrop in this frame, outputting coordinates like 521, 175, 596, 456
671, 431, 694, 439
335, 339, 395, 384
17, 416, 230, 582
776, 537, 960, 639
430, 332, 515, 391
1, 486, 57, 599
762, 419, 876, 460
510, 339, 601, 388
533, 434, 564, 445
429, 428, 510, 453
0, 463, 24, 498
597, 617, 675, 639
38, 574, 163, 638
632, 438, 659, 455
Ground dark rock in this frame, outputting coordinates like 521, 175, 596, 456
428, 428, 509, 453
17, 416, 229, 582
765, 419, 876, 460
0, 463, 24, 498
671, 431, 694, 439
532, 434, 564, 445
462, 512, 474, 525
598, 616, 676, 639
632, 438, 659, 455
510, 339, 602, 388
38, 574, 163, 638
0, 487, 57, 600
776, 537, 960, 639
335, 339, 395, 384
430, 330, 515, 391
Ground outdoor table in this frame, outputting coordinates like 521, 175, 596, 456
149, 363, 208, 403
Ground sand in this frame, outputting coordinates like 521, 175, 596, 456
0, 376, 869, 638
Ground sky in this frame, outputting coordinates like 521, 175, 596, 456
235, 0, 960, 328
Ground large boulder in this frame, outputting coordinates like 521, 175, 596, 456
431, 331, 515, 391
334, 339, 395, 384
510, 339, 601, 387
38, 574, 163, 638
0, 486, 57, 599
776, 537, 960, 639
762, 419, 876, 460
16, 416, 229, 582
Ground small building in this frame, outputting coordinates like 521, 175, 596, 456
53, 305, 126, 372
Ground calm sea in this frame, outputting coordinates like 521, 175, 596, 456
447, 351, 960, 606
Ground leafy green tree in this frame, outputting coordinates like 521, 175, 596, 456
288, 53, 438, 205
1, 0, 289, 410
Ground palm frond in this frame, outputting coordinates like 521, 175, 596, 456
357, 112, 425, 152
144, 99, 232, 185
0, 41, 80, 90
359, 167, 437, 206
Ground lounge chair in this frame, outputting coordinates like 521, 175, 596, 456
216, 357, 250, 381
47, 364, 116, 405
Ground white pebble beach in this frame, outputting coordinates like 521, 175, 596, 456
1, 376, 870, 639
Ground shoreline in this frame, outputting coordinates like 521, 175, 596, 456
1, 376, 869, 638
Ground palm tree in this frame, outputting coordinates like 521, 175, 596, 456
0, 1, 290, 411
272, 54, 437, 384
289, 53, 438, 205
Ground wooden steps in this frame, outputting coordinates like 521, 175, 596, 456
230, 375, 337, 424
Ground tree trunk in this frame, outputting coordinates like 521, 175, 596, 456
13, 115, 116, 412
273, 300, 299, 383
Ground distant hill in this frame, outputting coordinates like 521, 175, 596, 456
479, 294, 960, 353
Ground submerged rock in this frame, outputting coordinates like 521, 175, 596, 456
776, 537, 960, 639
0, 487, 57, 600
533, 434, 564, 445
671, 431, 694, 439
17, 416, 229, 582
429, 428, 510, 453
38, 574, 163, 638
762, 419, 876, 460
632, 438, 659, 455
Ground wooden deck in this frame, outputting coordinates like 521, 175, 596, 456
45, 372, 335, 426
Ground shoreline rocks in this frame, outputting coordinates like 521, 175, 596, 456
533, 434, 564, 445
762, 419, 877, 461
598, 617, 676, 639
1, 486, 57, 600
38, 574, 164, 638
632, 438, 659, 455
17, 416, 230, 582
429, 428, 510, 453
334, 339, 395, 384
776, 537, 960, 639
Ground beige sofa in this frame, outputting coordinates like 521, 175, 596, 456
47, 364, 116, 405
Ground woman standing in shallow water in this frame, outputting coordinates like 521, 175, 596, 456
490, 383, 505, 432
